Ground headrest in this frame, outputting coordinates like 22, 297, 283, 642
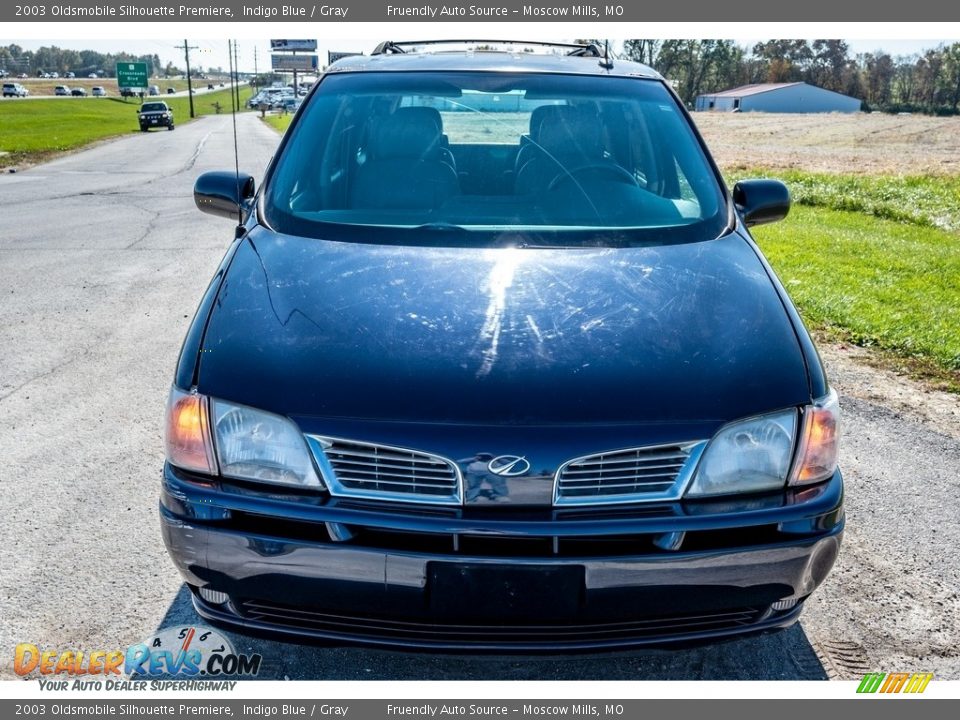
528, 105, 564, 141
536, 107, 603, 158
368, 108, 442, 160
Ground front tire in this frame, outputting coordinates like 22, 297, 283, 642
167, 125, 174, 131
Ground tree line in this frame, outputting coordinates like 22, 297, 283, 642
620, 39, 960, 114
0, 44, 166, 79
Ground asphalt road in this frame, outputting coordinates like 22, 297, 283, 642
1, 114, 957, 680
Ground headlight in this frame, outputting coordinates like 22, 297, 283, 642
685, 409, 797, 497
212, 399, 322, 488
790, 389, 840, 485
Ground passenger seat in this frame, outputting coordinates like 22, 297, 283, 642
351, 108, 460, 210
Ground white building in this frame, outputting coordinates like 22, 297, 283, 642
695, 82, 861, 113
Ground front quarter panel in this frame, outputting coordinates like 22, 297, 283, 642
174, 235, 248, 390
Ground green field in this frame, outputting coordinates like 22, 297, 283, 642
261, 113, 292, 133
728, 170, 960, 233
0, 86, 254, 166
754, 205, 960, 369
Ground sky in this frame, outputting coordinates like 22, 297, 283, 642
2, 38, 955, 75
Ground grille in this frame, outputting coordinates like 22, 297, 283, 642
308, 436, 462, 505
554, 441, 704, 505
237, 599, 764, 648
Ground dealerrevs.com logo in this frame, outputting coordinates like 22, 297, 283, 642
14, 626, 262, 686
857, 673, 934, 694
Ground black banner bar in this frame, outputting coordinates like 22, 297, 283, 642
3, 0, 959, 22
1, 700, 958, 720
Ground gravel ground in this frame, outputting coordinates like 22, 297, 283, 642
0, 113, 958, 680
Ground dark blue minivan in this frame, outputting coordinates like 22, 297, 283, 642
162, 41, 842, 650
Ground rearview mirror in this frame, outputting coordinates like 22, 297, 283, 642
732, 179, 791, 226
194, 171, 256, 221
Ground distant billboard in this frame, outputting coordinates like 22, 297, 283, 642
270, 39, 317, 52
271, 54, 320, 72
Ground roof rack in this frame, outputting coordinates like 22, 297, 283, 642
371, 40, 604, 58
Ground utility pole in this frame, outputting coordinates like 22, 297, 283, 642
175, 39, 198, 118
233, 40, 241, 109
253, 46, 258, 93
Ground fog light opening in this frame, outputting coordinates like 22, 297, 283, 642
653, 531, 685, 551
198, 587, 230, 605
771, 598, 799, 611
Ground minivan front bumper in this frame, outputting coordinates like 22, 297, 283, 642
160, 464, 843, 650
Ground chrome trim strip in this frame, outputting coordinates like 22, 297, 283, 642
553, 440, 708, 506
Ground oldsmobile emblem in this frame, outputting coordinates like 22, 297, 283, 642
487, 455, 531, 477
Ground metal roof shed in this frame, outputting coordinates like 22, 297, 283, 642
695, 82, 861, 113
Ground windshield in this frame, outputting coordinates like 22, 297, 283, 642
141, 103, 167, 112
264, 72, 727, 246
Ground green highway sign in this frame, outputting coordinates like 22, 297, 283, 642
116, 62, 148, 89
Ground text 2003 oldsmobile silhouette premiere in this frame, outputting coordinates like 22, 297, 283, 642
162, 40, 843, 650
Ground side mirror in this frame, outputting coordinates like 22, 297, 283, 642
732, 179, 790, 226
194, 171, 256, 221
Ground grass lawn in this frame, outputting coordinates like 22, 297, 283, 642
727, 169, 960, 233
0, 86, 254, 166
752, 204, 960, 384
261, 113, 293, 133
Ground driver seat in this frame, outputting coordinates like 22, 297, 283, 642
514, 107, 608, 195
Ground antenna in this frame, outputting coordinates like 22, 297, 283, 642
599, 40, 614, 70
228, 39, 242, 229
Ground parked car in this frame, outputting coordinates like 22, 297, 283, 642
119, 87, 138, 98
167, 40, 843, 651
70, 87, 87, 97
148, 85, 161, 96
268, 91, 296, 109
54, 85, 70, 96
91, 86, 107, 97
88, 73, 98, 79
247, 87, 288, 109
2, 82, 29, 97
167, 87, 176, 94
137, 101, 174, 131
277, 96, 302, 113
65, 71, 75, 79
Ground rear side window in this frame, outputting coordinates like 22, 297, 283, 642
264, 72, 727, 247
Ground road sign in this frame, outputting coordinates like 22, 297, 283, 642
271, 54, 319, 72
270, 39, 317, 52
116, 62, 148, 89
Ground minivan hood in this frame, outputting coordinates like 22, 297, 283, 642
196, 228, 809, 428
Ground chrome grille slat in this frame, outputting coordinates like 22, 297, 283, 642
333, 477, 456, 490
326, 448, 449, 466
571, 453, 688, 468
307, 435, 463, 505
330, 466, 458, 484
562, 465, 685, 477
555, 441, 706, 506
562, 480, 676, 491
327, 457, 453, 474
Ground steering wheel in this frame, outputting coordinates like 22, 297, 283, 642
548, 164, 640, 192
